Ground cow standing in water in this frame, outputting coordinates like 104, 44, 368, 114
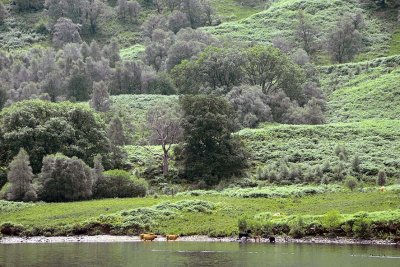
238, 230, 252, 243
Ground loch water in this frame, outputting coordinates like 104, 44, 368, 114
1, 241, 400, 267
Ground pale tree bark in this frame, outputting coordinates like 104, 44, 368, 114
147, 103, 182, 176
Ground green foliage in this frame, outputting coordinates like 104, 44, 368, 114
237, 216, 248, 232
377, 170, 387, 186
326, 67, 400, 122
1, 189, 399, 237
178, 184, 344, 198
0, 200, 35, 212
177, 95, 248, 184
239, 120, 400, 182
321, 210, 342, 232
206, 0, 389, 60
344, 176, 358, 191
93, 170, 148, 199
289, 216, 305, 238
352, 213, 372, 239
7, 148, 35, 201
210, 0, 263, 22
39, 154, 93, 202
0, 100, 112, 173
0, 166, 6, 189
0, 182, 10, 199
109, 95, 178, 144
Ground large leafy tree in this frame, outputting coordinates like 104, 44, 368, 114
243, 45, 305, 101
39, 154, 93, 202
0, 100, 112, 173
177, 95, 248, 185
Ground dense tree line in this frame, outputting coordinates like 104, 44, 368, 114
0, 100, 117, 173
0, 39, 182, 109
0, 100, 148, 202
171, 45, 326, 126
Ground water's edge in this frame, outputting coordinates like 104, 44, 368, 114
0, 235, 398, 245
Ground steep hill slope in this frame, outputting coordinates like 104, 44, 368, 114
326, 67, 400, 122
205, 0, 390, 61
239, 120, 400, 179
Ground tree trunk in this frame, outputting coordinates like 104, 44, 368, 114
162, 152, 169, 176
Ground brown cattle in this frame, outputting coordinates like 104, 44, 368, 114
166, 234, 179, 241
141, 234, 157, 241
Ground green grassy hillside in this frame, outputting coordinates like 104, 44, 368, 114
326, 67, 400, 122
205, 0, 389, 61
239, 120, 400, 179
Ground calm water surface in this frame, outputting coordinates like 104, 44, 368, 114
1, 242, 399, 267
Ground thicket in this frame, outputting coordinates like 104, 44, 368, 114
93, 169, 148, 199
0, 100, 115, 173
240, 120, 400, 184
240, 209, 400, 240
39, 154, 93, 202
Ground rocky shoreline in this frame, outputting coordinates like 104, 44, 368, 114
0, 235, 398, 245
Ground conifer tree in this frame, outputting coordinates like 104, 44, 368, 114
7, 148, 34, 201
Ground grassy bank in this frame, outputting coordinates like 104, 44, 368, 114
1, 187, 399, 239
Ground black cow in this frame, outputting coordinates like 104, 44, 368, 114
238, 230, 252, 240
269, 236, 276, 243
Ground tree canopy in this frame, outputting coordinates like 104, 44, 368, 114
0, 100, 113, 173
177, 95, 248, 185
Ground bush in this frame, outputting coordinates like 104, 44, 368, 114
93, 170, 147, 199
0, 182, 10, 200
0, 167, 6, 189
289, 216, 305, 238
352, 214, 371, 239
238, 217, 248, 232
321, 210, 342, 236
39, 154, 93, 202
344, 175, 358, 191
0, 222, 24, 236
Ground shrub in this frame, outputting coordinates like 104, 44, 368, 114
289, 216, 305, 238
352, 155, 361, 173
344, 175, 358, 191
0, 167, 7, 189
238, 217, 248, 232
0, 222, 24, 236
39, 154, 93, 202
321, 210, 342, 236
352, 215, 371, 239
0, 183, 10, 200
93, 170, 147, 199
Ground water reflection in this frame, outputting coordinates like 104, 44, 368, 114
0, 242, 399, 267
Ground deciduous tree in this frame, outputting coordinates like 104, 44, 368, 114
146, 103, 182, 175
39, 154, 93, 202
90, 81, 111, 112
177, 95, 248, 184
327, 14, 363, 63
